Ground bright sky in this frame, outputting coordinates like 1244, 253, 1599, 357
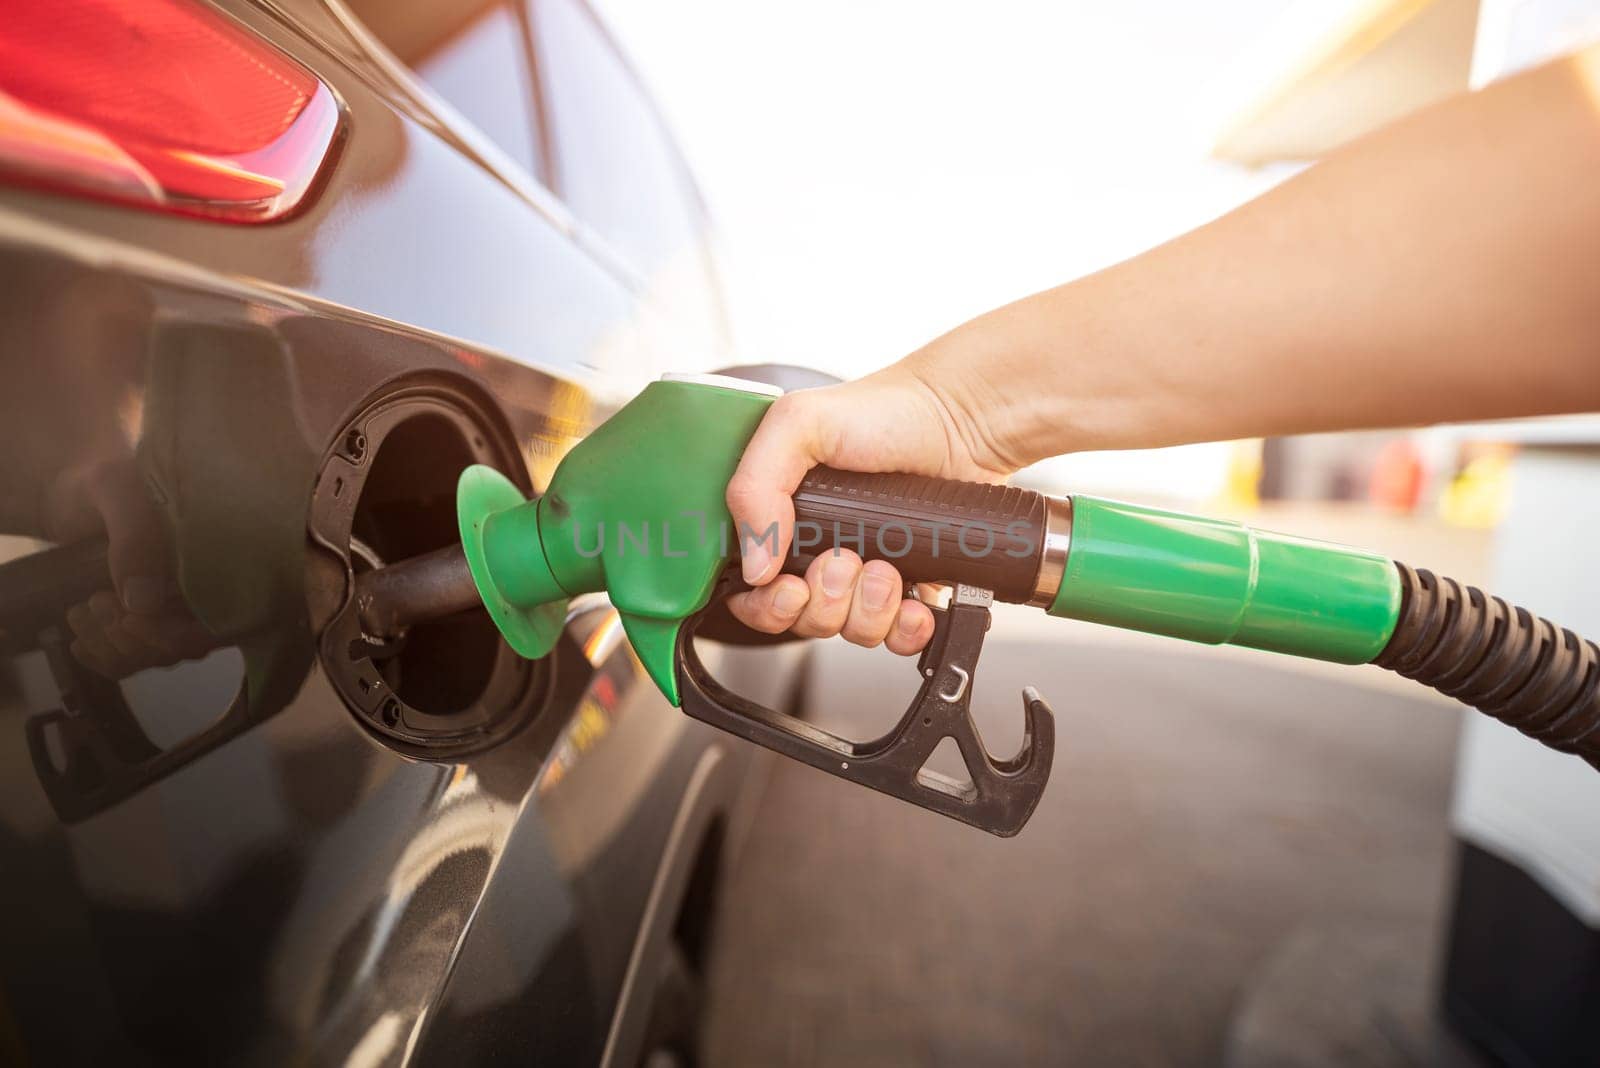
595, 1, 1295, 497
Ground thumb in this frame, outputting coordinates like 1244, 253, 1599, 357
726, 391, 826, 585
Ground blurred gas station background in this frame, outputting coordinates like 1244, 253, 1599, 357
597, 0, 1513, 512
591, 1, 1600, 1064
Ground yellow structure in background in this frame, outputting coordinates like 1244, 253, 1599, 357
1213, 0, 1499, 522
1217, 439, 1264, 511
1214, 0, 1479, 166
1439, 446, 1514, 528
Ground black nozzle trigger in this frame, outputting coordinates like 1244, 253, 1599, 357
675, 581, 1055, 836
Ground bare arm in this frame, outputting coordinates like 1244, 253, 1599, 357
726, 45, 1600, 649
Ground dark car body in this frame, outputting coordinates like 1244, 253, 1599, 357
0, 1, 802, 1063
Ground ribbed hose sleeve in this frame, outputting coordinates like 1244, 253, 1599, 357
1373, 564, 1600, 770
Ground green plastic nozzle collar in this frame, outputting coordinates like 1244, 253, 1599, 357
1047, 495, 1402, 664
455, 378, 778, 702
457, 465, 566, 660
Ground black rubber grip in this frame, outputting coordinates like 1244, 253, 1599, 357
783, 466, 1047, 603
1375, 564, 1600, 770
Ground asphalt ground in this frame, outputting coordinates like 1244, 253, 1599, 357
701, 505, 1494, 1067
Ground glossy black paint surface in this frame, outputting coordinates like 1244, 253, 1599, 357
0, 2, 797, 1063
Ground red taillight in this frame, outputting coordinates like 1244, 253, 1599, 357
0, 0, 340, 222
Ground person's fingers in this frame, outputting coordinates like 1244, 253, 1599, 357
726, 575, 810, 634
841, 560, 902, 647
84, 590, 163, 665
86, 588, 121, 628
66, 602, 126, 677
790, 550, 860, 638
722, 554, 931, 652
68, 589, 218, 677
726, 392, 824, 586
102, 620, 163, 666
112, 609, 217, 665
884, 598, 937, 655
68, 640, 120, 680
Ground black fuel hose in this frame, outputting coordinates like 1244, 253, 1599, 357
1374, 564, 1600, 770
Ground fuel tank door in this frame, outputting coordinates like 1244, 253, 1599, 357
307, 379, 551, 756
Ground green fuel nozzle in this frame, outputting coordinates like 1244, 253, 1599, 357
355, 374, 1600, 834
456, 375, 780, 702
451, 376, 1406, 697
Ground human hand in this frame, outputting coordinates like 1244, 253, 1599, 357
724, 358, 1022, 654
46, 456, 217, 678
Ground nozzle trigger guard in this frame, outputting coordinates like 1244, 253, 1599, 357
676, 582, 1055, 836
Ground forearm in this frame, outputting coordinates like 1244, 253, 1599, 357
913, 45, 1600, 464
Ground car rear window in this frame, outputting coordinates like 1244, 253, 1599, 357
528, 0, 702, 278
349, 0, 546, 181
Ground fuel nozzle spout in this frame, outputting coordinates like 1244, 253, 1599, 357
352, 543, 480, 639
347, 462, 569, 660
